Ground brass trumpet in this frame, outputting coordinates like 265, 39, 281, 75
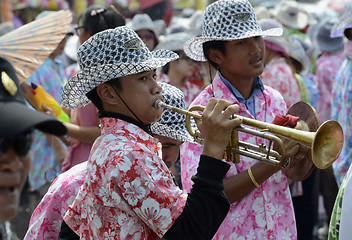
155, 99, 344, 169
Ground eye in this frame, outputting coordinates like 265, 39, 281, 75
153, 73, 158, 80
139, 76, 148, 81
236, 40, 245, 45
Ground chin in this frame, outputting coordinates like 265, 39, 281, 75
0, 204, 19, 222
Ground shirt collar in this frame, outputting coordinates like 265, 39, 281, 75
99, 110, 152, 135
218, 72, 265, 101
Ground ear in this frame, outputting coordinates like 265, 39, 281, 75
96, 83, 118, 106
208, 48, 223, 66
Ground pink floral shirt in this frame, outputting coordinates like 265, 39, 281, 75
158, 72, 202, 108
315, 50, 345, 123
64, 118, 187, 239
24, 162, 87, 239
180, 73, 296, 239
261, 56, 301, 108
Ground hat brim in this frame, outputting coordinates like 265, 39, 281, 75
151, 122, 193, 143
62, 49, 178, 109
275, 10, 309, 30
0, 101, 67, 138
331, 13, 352, 38
184, 28, 283, 62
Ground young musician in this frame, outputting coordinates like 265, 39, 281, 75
58, 26, 242, 239
181, 0, 300, 239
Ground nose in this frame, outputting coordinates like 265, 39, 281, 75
249, 38, 263, 55
0, 148, 24, 172
152, 81, 162, 95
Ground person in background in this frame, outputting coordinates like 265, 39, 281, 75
60, 4, 126, 172
286, 36, 310, 104
181, 0, 301, 239
329, 0, 352, 186
259, 18, 302, 108
130, 13, 159, 51
315, 18, 345, 123
0, 56, 66, 239
24, 82, 192, 239
155, 32, 201, 108
311, 17, 344, 239
273, 0, 309, 38
20, 11, 70, 191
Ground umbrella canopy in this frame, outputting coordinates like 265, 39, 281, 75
0, 10, 72, 82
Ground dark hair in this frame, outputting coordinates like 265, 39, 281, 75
86, 78, 122, 111
202, 40, 226, 69
78, 5, 126, 36
287, 57, 303, 74
344, 28, 352, 40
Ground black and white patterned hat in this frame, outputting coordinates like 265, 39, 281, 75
151, 82, 193, 143
184, 0, 283, 62
330, 0, 352, 38
62, 26, 178, 109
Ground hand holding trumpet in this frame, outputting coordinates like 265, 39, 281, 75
190, 98, 242, 160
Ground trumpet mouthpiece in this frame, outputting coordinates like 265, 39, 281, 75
154, 99, 165, 108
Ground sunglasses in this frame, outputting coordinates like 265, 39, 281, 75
0, 130, 33, 156
74, 25, 85, 36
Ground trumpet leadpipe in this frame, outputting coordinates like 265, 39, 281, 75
155, 99, 202, 119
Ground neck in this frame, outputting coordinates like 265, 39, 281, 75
219, 71, 253, 100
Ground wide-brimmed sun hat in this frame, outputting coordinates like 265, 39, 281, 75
259, 18, 289, 56
151, 82, 193, 142
62, 26, 178, 109
315, 18, 344, 52
155, 32, 192, 51
287, 36, 310, 73
274, 0, 309, 30
330, 1, 352, 38
130, 13, 158, 36
184, 0, 283, 62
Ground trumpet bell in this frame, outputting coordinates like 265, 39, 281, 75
312, 120, 343, 169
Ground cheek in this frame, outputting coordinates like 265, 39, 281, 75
19, 155, 31, 189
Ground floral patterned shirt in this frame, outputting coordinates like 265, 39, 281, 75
315, 51, 345, 123
180, 72, 297, 239
261, 55, 301, 108
24, 162, 87, 239
63, 118, 187, 239
331, 57, 352, 185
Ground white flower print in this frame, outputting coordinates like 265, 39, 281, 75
252, 197, 266, 227
116, 155, 133, 173
138, 198, 172, 231
123, 179, 147, 206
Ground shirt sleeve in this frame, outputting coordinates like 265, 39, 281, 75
163, 155, 230, 240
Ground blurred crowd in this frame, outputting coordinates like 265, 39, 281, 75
1, 0, 352, 239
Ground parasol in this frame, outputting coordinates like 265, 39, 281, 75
0, 10, 72, 83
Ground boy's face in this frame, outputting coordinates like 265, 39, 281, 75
0, 145, 31, 222
116, 70, 163, 124
215, 36, 265, 83
155, 135, 182, 168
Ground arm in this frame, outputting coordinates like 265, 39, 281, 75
62, 122, 100, 144
164, 99, 242, 240
163, 155, 230, 240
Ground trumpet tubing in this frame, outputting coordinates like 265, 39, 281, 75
155, 100, 344, 169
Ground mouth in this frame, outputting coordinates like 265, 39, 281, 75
249, 55, 262, 65
154, 98, 164, 109
0, 186, 17, 195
